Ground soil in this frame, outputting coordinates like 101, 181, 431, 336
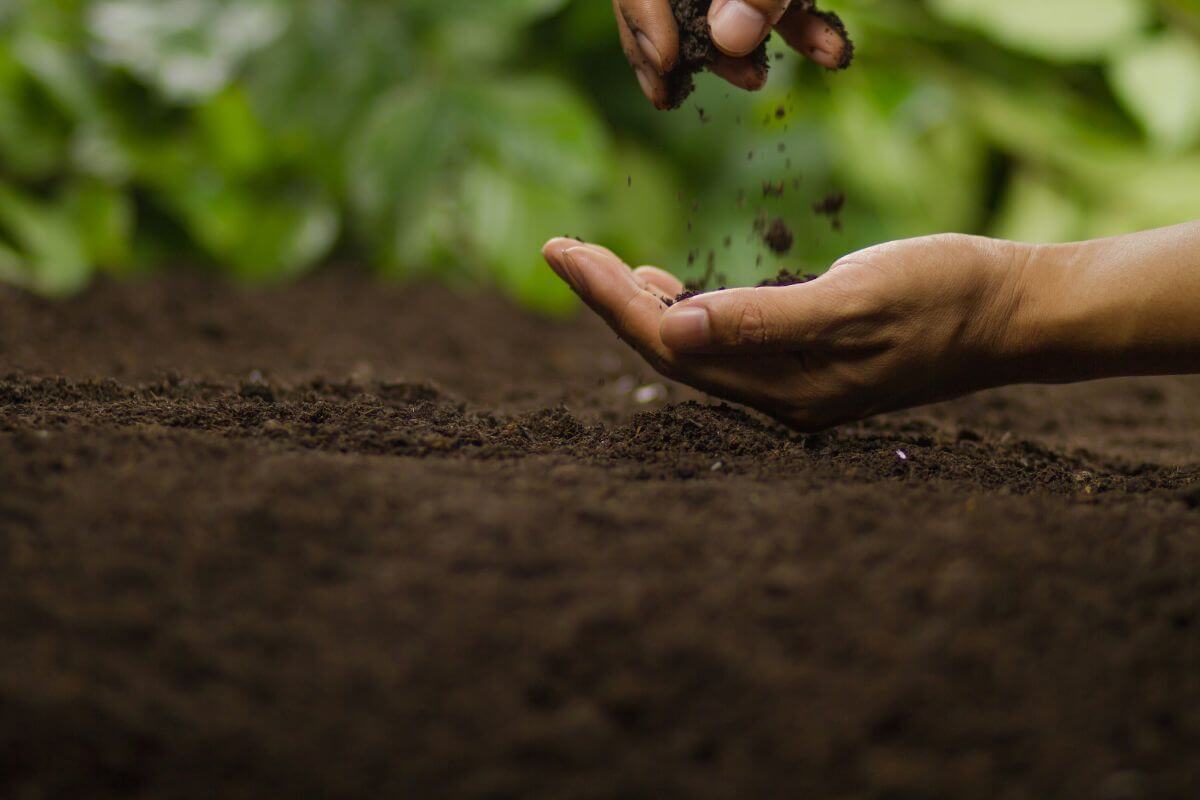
665, 0, 771, 109
757, 268, 819, 287
3, 270, 1200, 799
813, 191, 847, 231
762, 217, 795, 254
662, 0, 853, 108
668, 269, 813, 305
762, 180, 785, 198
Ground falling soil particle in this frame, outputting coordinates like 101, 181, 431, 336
753, 211, 795, 255
813, 191, 846, 230
763, 218, 794, 254
762, 180, 785, 198
683, 253, 718, 294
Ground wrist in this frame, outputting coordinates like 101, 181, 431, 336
997, 239, 1133, 385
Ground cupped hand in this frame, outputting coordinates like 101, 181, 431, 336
542, 234, 1038, 431
615, 0, 854, 108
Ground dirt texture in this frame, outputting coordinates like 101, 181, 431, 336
2, 270, 1200, 799
813, 191, 847, 231
665, 0, 771, 109
762, 216, 795, 254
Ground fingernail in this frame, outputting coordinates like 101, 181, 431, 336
560, 248, 591, 297
636, 32, 663, 73
807, 46, 835, 69
661, 306, 711, 350
808, 24, 843, 68
634, 67, 656, 102
819, 23, 844, 52
711, 0, 769, 56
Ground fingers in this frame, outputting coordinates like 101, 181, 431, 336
542, 238, 674, 368
542, 239, 861, 431
660, 283, 838, 354
708, 52, 769, 91
708, 0, 791, 57
632, 265, 684, 297
775, 6, 854, 70
616, 0, 679, 74
614, 0, 673, 108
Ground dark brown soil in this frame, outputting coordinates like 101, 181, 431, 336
3, 269, 1200, 799
762, 217, 795, 254
669, 269, 815, 305
814, 191, 847, 231
757, 268, 818, 287
665, 0, 771, 109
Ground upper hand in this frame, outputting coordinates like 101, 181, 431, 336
542, 234, 1037, 431
615, 0, 854, 108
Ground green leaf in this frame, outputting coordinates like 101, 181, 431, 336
172, 180, 339, 281
469, 75, 611, 190
0, 46, 71, 179
69, 182, 135, 270
928, 0, 1150, 61
990, 170, 1082, 243
827, 69, 986, 234
88, 0, 287, 103
195, 86, 271, 176
407, 0, 568, 27
1109, 33, 1200, 153
600, 143, 684, 271
345, 80, 456, 273
0, 239, 25, 286
0, 183, 91, 295
459, 162, 578, 315
12, 32, 98, 119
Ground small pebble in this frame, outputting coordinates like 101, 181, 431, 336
896, 450, 908, 461
633, 384, 667, 404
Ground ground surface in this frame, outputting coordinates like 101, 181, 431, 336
2, 270, 1199, 799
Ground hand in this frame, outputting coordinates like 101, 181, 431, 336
615, 0, 854, 108
542, 234, 1037, 431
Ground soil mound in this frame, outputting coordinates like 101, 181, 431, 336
2, 272, 1200, 799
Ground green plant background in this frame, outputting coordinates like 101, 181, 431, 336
1, 0, 1199, 312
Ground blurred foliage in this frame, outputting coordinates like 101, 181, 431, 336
1, 0, 1199, 311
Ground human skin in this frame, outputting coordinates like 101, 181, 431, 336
615, 0, 852, 107
541, 222, 1200, 431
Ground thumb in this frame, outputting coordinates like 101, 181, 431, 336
709, 0, 791, 57
660, 283, 835, 353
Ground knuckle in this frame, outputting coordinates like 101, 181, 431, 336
731, 292, 770, 346
611, 293, 650, 337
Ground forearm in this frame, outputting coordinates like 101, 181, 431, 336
1011, 221, 1200, 383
